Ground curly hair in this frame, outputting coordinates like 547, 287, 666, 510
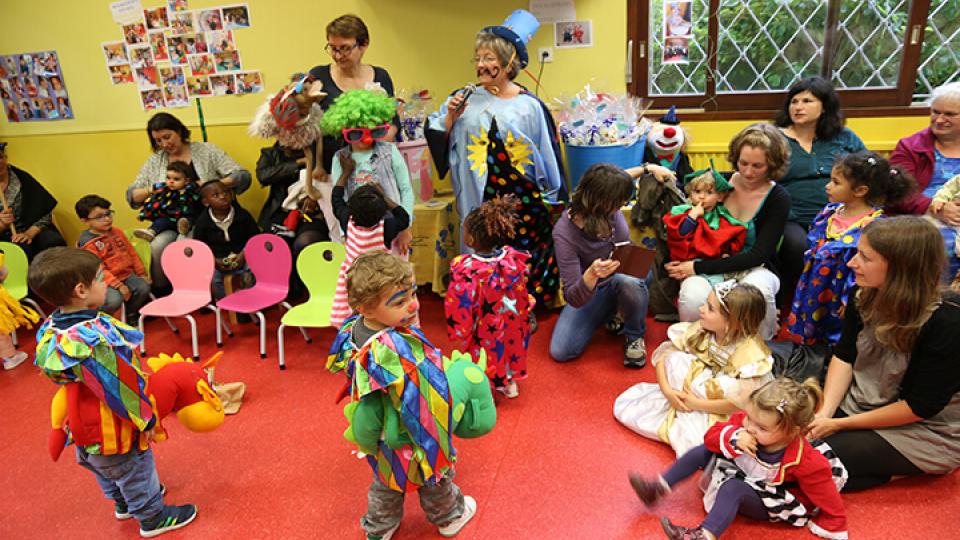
346, 252, 414, 310
348, 184, 388, 227
463, 195, 519, 252
320, 89, 396, 137
727, 123, 791, 182
833, 151, 915, 207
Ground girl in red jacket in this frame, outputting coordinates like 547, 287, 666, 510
629, 378, 849, 539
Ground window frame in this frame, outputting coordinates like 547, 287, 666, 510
626, 0, 935, 113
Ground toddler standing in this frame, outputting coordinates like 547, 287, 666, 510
445, 196, 534, 398
788, 151, 913, 344
614, 281, 773, 456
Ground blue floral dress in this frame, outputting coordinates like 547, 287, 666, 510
787, 203, 882, 344
927, 150, 960, 279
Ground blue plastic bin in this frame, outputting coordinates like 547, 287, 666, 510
565, 134, 647, 191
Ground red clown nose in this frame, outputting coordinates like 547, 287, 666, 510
663, 127, 677, 138
362, 135, 373, 145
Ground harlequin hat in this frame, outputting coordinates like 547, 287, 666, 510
482, 9, 541, 69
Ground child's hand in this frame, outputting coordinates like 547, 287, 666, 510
735, 430, 758, 456
300, 197, 320, 215
688, 202, 704, 220
394, 228, 413, 255
119, 284, 132, 301
339, 152, 356, 176
664, 388, 692, 412
139, 274, 152, 285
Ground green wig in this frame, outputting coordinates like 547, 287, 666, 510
320, 89, 397, 137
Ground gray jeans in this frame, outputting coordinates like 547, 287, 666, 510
361, 470, 465, 536
101, 274, 151, 318
75, 446, 164, 522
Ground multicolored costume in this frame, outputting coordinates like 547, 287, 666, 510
327, 316, 496, 492
137, 183, 202, 223
787, 203, 882, 344
663, 203, 748, 262
35, 312, 155, 455
614, 321, 773, 456
444, 246, 534, 388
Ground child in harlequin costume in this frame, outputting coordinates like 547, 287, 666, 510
0, 253, 38, 370
27, 247, 199, 538
629, 378, 849, 540
445, 195, 534, 398
134, 161, 203, 241
788, 151, 914, 345
322, 89, 415, 251
663, 162, 748, 283
614, 281, 774, 457
327, 253, 495, 540
329, 178, 412, 327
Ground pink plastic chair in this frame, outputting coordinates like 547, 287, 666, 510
138, 239, 230, 359
216, 234, 308, 358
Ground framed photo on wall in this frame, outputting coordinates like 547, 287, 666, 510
554, 20, 593, 48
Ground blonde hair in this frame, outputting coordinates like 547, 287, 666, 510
474, 33, 520, 80
345, 252, 414, 310
749, 378, 823, 433
857, 216, 945, 353
684, 170, 718, 195
727, 123, 791, 181
717, 282, 767, 345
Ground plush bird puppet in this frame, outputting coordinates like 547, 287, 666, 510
47, 352, 226, 461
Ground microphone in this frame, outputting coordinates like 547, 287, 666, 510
453, 83, 477, 114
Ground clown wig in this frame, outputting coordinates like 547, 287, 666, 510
320, 89, 396, 138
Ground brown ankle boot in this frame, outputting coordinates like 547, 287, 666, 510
628, 473, 668, 507
660, 517, 710, 540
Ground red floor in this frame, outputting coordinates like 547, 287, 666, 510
1, 293, 956, 539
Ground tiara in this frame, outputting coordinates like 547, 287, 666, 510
776, 398, 787, 414
714, 279, 737, 310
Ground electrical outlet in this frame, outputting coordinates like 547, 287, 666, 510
538, 47, 554, 63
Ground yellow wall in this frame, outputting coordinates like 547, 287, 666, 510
0, 0, 931, 244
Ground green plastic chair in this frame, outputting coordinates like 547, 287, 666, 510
0, 241, 44, 347
277, 241, 346, 370
124, 229, 152, 277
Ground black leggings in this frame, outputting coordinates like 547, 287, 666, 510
777, 221, 808, 309
824, 429, 923, 491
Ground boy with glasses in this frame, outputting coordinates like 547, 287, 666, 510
75, 195, 151, 321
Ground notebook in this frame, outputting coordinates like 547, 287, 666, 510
612, 243, 656, 279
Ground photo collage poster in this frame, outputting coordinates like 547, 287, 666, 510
0, 51, 73, 122
663, 1, 693, 64
103, 1, 263, 111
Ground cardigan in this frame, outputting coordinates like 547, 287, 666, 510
888, 127, 937, 215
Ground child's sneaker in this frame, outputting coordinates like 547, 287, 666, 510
176, 218, 191, 236
138, 503, 196, 538
366, 523, 400, 540
437, 495, 477, 537
628, 473, 669, 507
116, 484, 166, 520
133, 228, 156, 242
660, 517, 711, 540
3, 351, 28, 370
624, 337, 647, 368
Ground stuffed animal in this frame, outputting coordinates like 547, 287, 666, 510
47, 352, 226, 461
0, 254, 39, 334
249, 74, 327, 200
643, 105, 693, 182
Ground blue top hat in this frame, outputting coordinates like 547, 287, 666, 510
482, 9, 541, 69
659, 105, 680, 125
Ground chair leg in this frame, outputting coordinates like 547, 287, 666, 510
139, 314, 147, 355
23, 297, 45, 318
277, 323, 286, 370
215, 308, 223, 348
185, 314, 199, 359
256, 311, 266, 359
279, 302, 310, 343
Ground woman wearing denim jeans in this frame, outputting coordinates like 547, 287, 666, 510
550, 163, 667, 367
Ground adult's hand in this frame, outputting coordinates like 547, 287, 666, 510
583, 258, 620, 290
807, 413, 844, 440
394, 228, 413, 255
11, 231, 34, 244
935, 199, 960, 227
444, 93, 467, 132
0, 208, 15, 227
665, 260, 696, 280
646, 164, 677, 184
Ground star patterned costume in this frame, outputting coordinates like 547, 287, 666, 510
444, 246, 534, 388
137, 183, 202, 223
787, 203, 882, 344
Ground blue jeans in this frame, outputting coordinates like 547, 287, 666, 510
75, 447, 164, 522
149, 217, 178, 235
550, 273, 649, 361
101, 274, 151, 319
212, 265, 250, 300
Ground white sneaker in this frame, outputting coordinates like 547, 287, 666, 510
3, 351, 28, 370
438, 495, 477, 537
624, 338, 647, 368
366, 522, 399, 540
